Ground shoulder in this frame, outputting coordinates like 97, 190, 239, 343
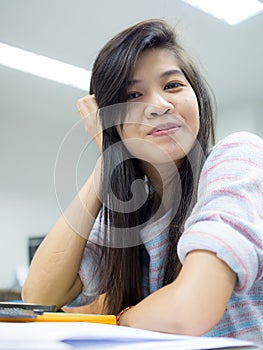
197, 131, 263, 195
210, 131, 263, 155
205, 132, 263, 169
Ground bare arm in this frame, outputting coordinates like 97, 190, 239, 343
22, 95, 102, 308
120, 250, 236, 335
22, 167, 101, 308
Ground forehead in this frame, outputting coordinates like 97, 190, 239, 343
131, 48, 181, 76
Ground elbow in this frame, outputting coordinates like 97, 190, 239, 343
22, 275, 82, 309
21, 278, 52, 305
21, 288, 33, 304
21, 279, 30, 302
21, 281, 40, 304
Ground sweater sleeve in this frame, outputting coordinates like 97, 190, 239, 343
178, 132, 263, 293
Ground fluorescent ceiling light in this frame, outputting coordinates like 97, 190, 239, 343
0, 42, 91, 91
182, 0, 263, 25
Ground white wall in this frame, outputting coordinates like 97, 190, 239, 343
216, 101, 263, 141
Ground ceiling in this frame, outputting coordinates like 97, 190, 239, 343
0, 0, 263, 126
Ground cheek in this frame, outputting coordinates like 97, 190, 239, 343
183, 94, 200, 128
118, 125, 140, 141
117, 126, 152, 160
186, 91, 199, 114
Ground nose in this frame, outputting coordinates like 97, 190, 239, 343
144, 93, 174, 119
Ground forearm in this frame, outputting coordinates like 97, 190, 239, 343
120, 281, 209, 335
120, 251, 236, 336
22, 170, 101, 308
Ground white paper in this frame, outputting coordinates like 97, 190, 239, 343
0, 321, 259, 350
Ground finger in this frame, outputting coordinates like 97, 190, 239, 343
77, 95, 98, 119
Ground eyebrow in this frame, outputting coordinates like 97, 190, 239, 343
127, 69, 185, 86
160, 69, 184, 78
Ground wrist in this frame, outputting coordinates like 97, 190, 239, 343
116, 306, 133, 326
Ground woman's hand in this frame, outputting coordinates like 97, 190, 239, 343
77, 95, 102, 152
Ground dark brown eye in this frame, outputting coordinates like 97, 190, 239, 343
164, 82, 182, 90
127, 92, 141, 100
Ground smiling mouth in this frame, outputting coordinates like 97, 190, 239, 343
148, 123, 181, 136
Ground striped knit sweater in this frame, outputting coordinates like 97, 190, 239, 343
69, 132, 263, 342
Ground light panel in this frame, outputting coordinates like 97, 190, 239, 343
0, 42, 91, 91
182, 0, 263, 25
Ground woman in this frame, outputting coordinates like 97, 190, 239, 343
22, 19, 263, 341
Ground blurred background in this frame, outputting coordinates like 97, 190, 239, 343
0, 0, 263, 293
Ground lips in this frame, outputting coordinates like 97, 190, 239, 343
148, 122, 181, 136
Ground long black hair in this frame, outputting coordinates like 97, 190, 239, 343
89, 19, 215, 314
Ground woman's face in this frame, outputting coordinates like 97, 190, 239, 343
117, 48, 200, 165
